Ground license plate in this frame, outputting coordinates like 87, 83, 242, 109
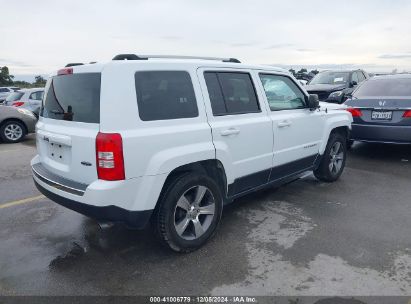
371, 110, 392, 120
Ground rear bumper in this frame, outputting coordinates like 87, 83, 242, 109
351, 123, 411, 144
31, 161, 153, 229
34, 180, 152, 229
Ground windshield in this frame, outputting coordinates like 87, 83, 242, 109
353, 78, 411, 97
5, 92, 24, 102
309, 71, 350, 85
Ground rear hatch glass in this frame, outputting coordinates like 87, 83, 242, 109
36, 73, 101, 185
41, 73, 101, 123
5, 92, 24, 104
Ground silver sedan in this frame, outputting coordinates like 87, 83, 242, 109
0, 105, 37, 143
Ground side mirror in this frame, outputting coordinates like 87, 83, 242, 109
350, 81, 358, 87
307, 94, 319, 110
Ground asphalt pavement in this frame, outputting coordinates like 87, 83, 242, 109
0, 135, 410, 300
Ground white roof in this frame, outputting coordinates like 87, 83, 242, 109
55, 57, 289, 75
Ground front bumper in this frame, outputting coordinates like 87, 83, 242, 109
32, 162, 153, 229
351, 123, 411, 144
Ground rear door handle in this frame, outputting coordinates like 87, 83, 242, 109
221, 128, 240, 136
278, 120, 292, 128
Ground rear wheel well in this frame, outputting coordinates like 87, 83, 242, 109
156, 160, 228, 210
0, 118, 28, 135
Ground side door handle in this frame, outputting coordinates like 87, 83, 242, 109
221, 128, 240, 136
278, 120, 292, 128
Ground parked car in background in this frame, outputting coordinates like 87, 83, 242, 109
31, 54, 352, 252
4, 88, 44, 116
0, 105, 37, 143
345, 74, 411, 145
305, 70, 369, 104
0, 87, 20, 103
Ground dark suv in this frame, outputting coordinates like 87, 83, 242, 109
305, 70, 369, 104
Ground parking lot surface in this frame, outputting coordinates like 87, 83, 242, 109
0, 135, 411, 297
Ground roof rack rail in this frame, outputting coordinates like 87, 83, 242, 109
112, 54, 241, 63
65, 63, 84, 67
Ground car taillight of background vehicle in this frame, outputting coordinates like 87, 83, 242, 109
12, 101, 25, 107
346, 107, 362, 117
402, 110, 411, 118
96, 132, 125, 181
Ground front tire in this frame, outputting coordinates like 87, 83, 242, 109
314, 132, 347, 182
154, 172, 223, 253
0, 120, 26, 143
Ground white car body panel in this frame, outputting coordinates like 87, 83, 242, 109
197, 67, 273, 185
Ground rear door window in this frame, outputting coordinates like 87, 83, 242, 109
30, 91, 44, 100
134, 71, 198, 121
41, 73, 101, 123
204, 72, 260, 115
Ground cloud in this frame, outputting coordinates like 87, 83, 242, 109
230, 42, 258, 47
296, 48, 315, 52
267, 63, 393, 71
378, 53, 411, 59
161, 36, 183, 40
0, 59, 33, 67
264, 43, 294, 50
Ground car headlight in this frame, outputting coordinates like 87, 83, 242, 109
17, 108, 35, 117
329, 90, 343, 97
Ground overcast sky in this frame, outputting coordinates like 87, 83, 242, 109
1, 0, 411, 81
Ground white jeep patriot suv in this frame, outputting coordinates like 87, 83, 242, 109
31, 54, 352, 252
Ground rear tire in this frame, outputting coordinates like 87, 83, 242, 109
0, 120, 26, 143
154, 172, 223, 253
314, 132, 347, 182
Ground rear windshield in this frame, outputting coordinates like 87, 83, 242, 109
5, 92, 24, 102
354, 78, 411, 97
41, 73, 101, 123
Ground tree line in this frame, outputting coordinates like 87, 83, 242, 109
0, 66, 46, 88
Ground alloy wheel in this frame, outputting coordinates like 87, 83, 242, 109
4, 124, 23, 141
329, 141, 344, 175
173, 185, 216, 240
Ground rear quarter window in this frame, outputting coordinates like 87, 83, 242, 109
41, 73, 101, 123
134, 71, 198, 121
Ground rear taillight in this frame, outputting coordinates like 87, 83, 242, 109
346, 107, 362, 117
12, 101, 24, 107
402, 110, 411, 118
57, 67, 73, 76
96, 132, 125, 181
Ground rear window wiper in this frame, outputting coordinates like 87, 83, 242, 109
50, 110, 65, 115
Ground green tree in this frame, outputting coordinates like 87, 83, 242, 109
34, 75, 47, 87
298, 68, 307, 74
0, 66, 14, 86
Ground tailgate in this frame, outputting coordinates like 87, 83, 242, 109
36, 71, 101, 184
